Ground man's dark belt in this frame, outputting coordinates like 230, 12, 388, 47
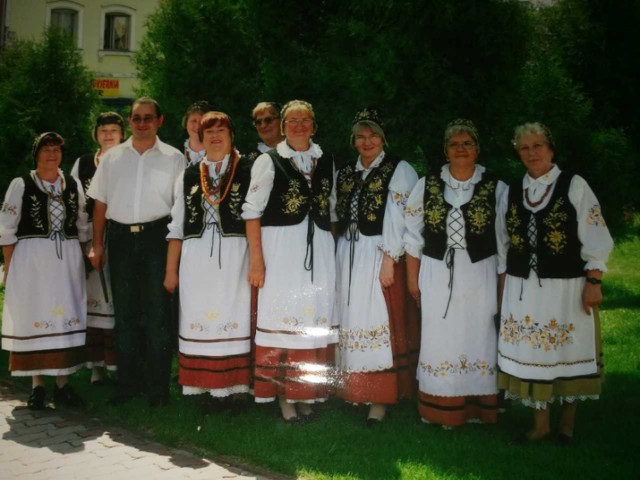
108, 216, 170, 234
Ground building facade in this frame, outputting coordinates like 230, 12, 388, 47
1, 0, 160, 105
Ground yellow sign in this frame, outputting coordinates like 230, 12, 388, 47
93, 78, 120, 97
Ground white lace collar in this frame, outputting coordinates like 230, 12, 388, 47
276, 139, 323, 160
524, 164, 560, 188
203, 154, 230, 175
356, 151, 385, 172
440, 164, 485, 190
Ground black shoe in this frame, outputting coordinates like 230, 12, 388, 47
366, 417, 383, 428
53, 384, 84, 407
555, 432, 573, 446
107, 394, 133, 406
509, 432, 551, 446
27, 386, 46, 410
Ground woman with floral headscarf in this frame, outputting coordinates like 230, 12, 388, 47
496, 122, 613, 444
1, 132, 89, 409
335, 108, 419, 425
405, 119, 507, 427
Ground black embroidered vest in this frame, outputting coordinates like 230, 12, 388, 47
421, 171, 499, 263
505, 171, 585, 279
260, 150, 333, 231
336, 155, 399, 236
76, 153, 97, 219
182, 156, 253, 239
16, 174, 80, 240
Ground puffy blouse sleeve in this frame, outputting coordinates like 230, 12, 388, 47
494, 180, 509, 274
380, 160, 419, 260
568, 175, 614, 272
403, 176, 426, 259
0, 177, 25, 246
242, 153, 275, 220
72, 177, 90, 243
167, 170, 186, 240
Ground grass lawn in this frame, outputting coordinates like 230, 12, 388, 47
1, 229, 639, 479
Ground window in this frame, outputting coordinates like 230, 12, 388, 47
50, 8, 78, 41
104, 13, 131, 51
46, 2, 83, 48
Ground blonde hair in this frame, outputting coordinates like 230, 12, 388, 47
280, 99, 317, 135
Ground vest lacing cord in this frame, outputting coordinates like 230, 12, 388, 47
442, 247, 458, 319
520, 214, 543, 301
204, 200, 222, 268
49, 192, 65, 260
304, 218, 315, 283
345, 221, 360, 305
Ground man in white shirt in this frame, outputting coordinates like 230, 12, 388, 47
88, 97, 185, 407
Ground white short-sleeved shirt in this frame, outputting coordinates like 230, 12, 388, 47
87, 137, 185, 224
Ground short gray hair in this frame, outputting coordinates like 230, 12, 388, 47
512, 122, 555, 150
443, 119, 480, 154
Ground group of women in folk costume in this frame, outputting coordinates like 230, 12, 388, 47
0, 101, 613, 444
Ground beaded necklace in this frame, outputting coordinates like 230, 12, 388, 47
200, 150, 240, 207
524, 183, 553, 208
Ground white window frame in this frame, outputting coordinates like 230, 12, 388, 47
100, 5, 136, 54
46, 1, 84, 49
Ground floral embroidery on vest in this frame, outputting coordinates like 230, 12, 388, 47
185, 184, 200, 224
228, 182, 243, 220
423, 176, 447, 232
500, 313, 575, 351
506, 203, 525, 250
282, 179, 308, 215
543, 198, 568, 254
30, 195, 45, 230
361, 161, 393, 222
314, 177, 331, 213
466, 181, 495, 234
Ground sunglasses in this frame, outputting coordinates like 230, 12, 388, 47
253, 116, 279, 127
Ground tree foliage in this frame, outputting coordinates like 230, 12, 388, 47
136, 0, 634, 229
0, 30, 101, 190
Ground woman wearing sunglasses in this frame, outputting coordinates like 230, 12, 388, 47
248, 102, 285, 158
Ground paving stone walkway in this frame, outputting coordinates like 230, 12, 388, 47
0, 382, 275, 480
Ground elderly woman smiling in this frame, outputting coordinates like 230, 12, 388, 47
405, 119, 506, 428
335, 108, 419, 425
497, 122, 614, 444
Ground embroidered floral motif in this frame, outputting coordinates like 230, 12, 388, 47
185, 184, 200, 224
420, 355, 496, 377
282, 315, 329, 332
52, 306, 65, 317
336, 167, 356, 220
282, 179, 308, 215
204, 310, 220, 321
423, 176, 447, 233
500, 314, 575, 351
313, 178, 330, 213
1, 203, 17, 215
466, 181, 495, 234
34, 317, 80, 330
587, 205, 606, 227
405, 204, 424, 217
506, 203, 525, 250
228, 182, 243, 220
339, 325, 391, 353
30, 195, 45, 230
66, 191, 78, 226
543, 198, 568, 254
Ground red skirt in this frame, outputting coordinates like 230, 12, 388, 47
418, 392, 498, 426
10, 346, 86, 375
254, 345, 334, 402
339, 259, 420, 404
85, 327, 117, 370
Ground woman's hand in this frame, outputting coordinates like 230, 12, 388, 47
407, 277, 421, 306
379, 254, 395, 288
248, 256, 265, 288
163, 270, 179, 294
582, 283, 602, 315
